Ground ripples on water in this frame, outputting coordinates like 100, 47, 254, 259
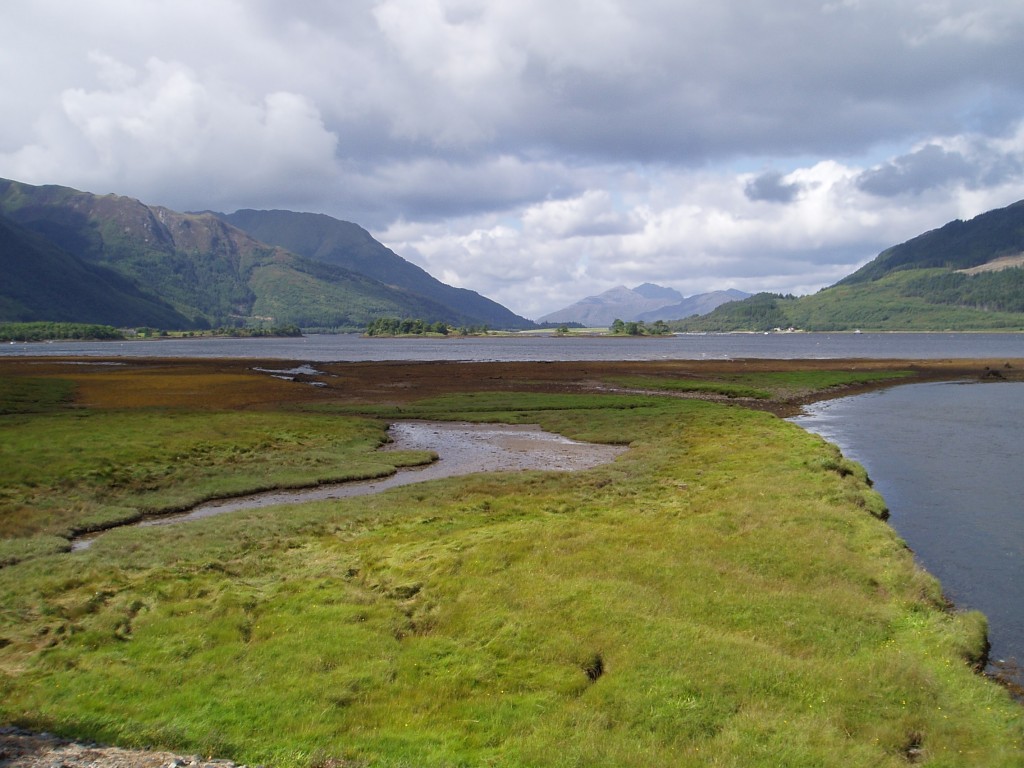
793, 381, 1024, 677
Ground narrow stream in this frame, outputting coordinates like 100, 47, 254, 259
71, 421, 627, 551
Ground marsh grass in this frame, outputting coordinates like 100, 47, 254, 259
606, 369, 914, 400
0, 377, 75, 415
0, 534, 70, 567
319, 391, 672, 425
0, 402, 429, 546
1, 379, 1022, 767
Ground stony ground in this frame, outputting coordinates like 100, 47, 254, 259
0, 728, 248, 768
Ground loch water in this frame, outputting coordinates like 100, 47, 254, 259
3, 331, 1024, 361
792, 381, 1024, 673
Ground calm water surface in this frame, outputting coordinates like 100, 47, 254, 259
793, 381, 1024, 671
3, 332, 1024, 361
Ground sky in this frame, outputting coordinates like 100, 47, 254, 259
3, 1, 1024, 320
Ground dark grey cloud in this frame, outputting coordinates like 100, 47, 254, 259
857, 142, 1019, 197
745, 171, 803, 204
335, 156, 582, 228
463, 1, 1024, 168
5, 1, 1024, 217
857, 145, 975, 196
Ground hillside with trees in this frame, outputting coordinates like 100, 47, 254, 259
220, 209, 532, 330
0, 212, 191, 328
0, 178, 532, 331
673, 199, 1024, 332
838, 200, 1024, 284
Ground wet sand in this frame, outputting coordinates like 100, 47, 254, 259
71, 421, 627, 550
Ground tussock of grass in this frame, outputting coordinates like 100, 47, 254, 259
70, 506, 144, 535
0, 535, 70, 567
2, 385, 1021, 767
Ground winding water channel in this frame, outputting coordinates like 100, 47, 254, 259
72, 421, 627, 551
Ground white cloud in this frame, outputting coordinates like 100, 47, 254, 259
378, 132, 1024, 318
2, 55, 340, 210
521, 190, 638, 239
2, 0, 1024, 319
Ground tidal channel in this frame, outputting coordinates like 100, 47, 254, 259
72, 421, 627, 551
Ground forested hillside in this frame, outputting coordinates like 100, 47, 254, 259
673, 200, 1024, 332
839, 200, 1024, 284
0, 211, 190, 327
0, 178, 531, 330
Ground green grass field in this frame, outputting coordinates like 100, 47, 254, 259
605, 369, 914, 400
0, 366, 1021, 766
0, 384, 433, 562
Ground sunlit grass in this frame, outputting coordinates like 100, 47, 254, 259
0, 400, 431, 544
2, 391, 1022, 765
0, 367, 1021, 766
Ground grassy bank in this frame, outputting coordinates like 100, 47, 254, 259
0, 359, 1022, 766
604, 369, 915, 401
0, 405, 431, 543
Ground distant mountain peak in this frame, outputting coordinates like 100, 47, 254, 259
633, 282, 683, 301
539, 283, 746, 325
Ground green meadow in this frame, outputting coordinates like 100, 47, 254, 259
0, 363, 1021, 767
604, 369, 915, 401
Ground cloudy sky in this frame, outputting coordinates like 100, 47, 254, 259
4, 1, 1024, 319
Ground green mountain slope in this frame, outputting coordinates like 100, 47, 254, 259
674, 200, 1024, 332
0, 179, 521, 330
839, 199, 1024, 284
0, 212, 190, 327
219, 209, 534, 329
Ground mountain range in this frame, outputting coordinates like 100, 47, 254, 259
673, 199, 1024, 332
3, 175, 1024, 333
539, 283, 749, 326
0, 178, 532, 331
540, 284, 675, 326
